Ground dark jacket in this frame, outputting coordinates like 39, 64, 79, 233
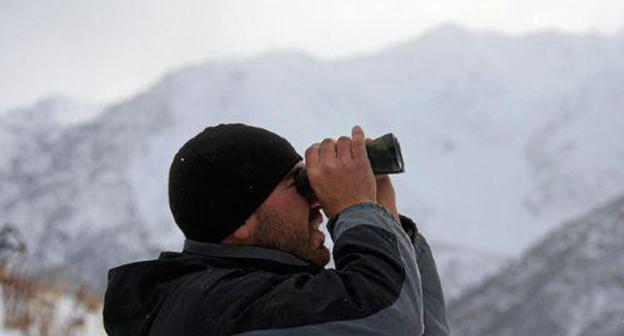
103, 203, 449, 335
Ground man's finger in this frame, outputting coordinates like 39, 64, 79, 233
305, 143, 320, 168
336, 136, 352, 160
351, 125, 367, 161
320, 138, 336, 160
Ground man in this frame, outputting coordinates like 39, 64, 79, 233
103, 123, 449, 335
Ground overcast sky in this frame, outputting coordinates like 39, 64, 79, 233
1, 0, 623, 112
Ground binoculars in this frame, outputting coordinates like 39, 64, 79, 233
294, 133, 405, 197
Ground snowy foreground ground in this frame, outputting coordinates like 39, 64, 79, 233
0, 268, 105, 336
0, 303, 105, 336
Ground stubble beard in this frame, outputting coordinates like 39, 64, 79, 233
253, 206, 330, 267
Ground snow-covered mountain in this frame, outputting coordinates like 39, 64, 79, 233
431, 241, 508, 302
1, 25, 623, 290
449, 193, 624, 336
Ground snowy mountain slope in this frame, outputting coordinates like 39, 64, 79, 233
430, 241, 508, 302
524, 62, 624, 218
1, 25, 623, 290
448, 193, 624, 336
331, 26, 624, 252
0, 97, 101, 171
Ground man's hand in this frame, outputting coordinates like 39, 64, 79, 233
366, 137, 400, 222
305, 125, 377, 219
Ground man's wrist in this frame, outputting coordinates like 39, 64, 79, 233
327, 202, 396, 234
326, 199, 377, 220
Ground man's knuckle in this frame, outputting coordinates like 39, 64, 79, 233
337, 136, 351, 143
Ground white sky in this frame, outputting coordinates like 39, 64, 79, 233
1, 0, 623, 112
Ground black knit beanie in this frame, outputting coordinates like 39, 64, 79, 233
168, 123, 303, 243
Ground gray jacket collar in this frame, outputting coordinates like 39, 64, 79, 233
183, 239, 313, 267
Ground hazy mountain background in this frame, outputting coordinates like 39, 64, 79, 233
449, 193, 624, 336
1, 26, 623, 334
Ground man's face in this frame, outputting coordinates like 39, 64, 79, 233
250, 161, 330, 267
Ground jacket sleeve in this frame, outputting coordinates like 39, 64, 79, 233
399, 214, 450, 336
233, 202, 425, 336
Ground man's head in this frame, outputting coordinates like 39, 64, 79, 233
168, 123, 330, 266
224, 160, 330, 266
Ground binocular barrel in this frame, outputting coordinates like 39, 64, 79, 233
294, 133, 405, 197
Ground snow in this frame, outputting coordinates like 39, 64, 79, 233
0, 279, 106, 336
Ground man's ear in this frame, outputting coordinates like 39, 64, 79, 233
232, 224, 251, 241
221, 213, 257, 244
232, 213, 257, 241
